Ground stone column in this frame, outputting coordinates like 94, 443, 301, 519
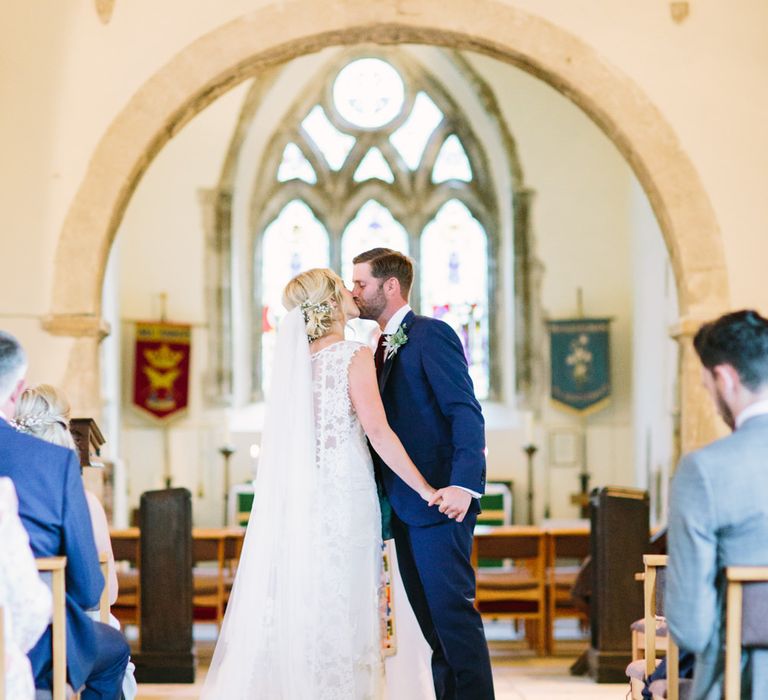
41, 314, 110, 419
670, 317, 727, 464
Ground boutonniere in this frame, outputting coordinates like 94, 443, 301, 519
384, 324, 409, 361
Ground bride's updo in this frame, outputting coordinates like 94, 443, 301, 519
13, 384, 77, 450
283, 268, 346, 342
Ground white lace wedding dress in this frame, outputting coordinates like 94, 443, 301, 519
202, 318, 384, 700
310, 340, 384, 699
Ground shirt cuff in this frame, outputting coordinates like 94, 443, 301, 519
452, 485, 482, 499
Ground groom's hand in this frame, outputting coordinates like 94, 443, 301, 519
428, 487, 472, 523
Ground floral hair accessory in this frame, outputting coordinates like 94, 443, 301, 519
300, 299, 334, 341
10, 413, 68, 433
384, 324, 409, 361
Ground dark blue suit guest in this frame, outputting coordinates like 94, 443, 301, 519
353, 250, 494, 700
0, 331, 129, 699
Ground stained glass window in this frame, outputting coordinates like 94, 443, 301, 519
390, 92, 444, 169
255, 53, 496, 399
333, 58, 405, 129
421, 200, 489, 398
260, 200, 330, 393
353, 148, 395, 183
341, 200, 409, 282
277, 143, 317, 184
301, 106, 355, 170
432, 134, 472, 183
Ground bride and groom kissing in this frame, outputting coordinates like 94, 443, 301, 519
202, 248, 495, 700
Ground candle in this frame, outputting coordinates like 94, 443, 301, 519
522, 411, 535, 446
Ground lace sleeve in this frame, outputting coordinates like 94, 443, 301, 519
0, 481, 52, 653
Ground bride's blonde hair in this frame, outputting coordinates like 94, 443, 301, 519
13, 384, 76, 450
283, 268, 346, 342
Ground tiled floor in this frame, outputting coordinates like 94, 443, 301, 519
134, 624, 629, 699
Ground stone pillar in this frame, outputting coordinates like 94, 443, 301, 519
670, 317, 727, 464
41, 314, 110, 420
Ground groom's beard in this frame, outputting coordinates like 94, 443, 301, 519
355, 285, 387, 321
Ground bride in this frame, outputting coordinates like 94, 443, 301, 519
202, 268, 436, 699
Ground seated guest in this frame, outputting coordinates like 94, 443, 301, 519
14, 383, 137, 700
14, 384, 119, 605
667, 310, 768, 699
0, 331, 129, 700
0, 477, 52, 700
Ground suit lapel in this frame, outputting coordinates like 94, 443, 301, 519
379, 311, 415, 393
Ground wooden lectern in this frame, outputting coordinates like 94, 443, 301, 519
132, 488, 196, 683
587, 486, 649, 682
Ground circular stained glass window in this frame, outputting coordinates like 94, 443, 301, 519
332, 58, 405, 129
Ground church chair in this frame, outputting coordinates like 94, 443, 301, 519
724, 565, 768, 699
626, 555, 681, 700
477, 482, 513, 526
110, 529, 140, 631
192, 529, 241, 629
35, 557, 69, 700
544, 527, 590, 654
472, 526, 547, 655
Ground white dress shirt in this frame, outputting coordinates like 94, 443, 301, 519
735, 398, 768, 429
380, 305, 481, 500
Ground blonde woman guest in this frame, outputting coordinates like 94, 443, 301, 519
0, 477, 52, 700
13, 383, 137, 700
13, 385, 118, 606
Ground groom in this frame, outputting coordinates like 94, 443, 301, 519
352, 249, 495, 700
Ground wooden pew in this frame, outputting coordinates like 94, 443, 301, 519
35, 557, 67, 700
472, 526, 547, 655
545, 527, 590, 654
725, 566, 768, 699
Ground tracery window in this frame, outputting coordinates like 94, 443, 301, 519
253, 53, 498, 399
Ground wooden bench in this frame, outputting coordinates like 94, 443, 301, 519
725, 565, 768, 699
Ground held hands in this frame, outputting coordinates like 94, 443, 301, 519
428, 486, 472, 523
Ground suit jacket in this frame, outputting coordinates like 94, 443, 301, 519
376, 311, 486, 526
667, 413, 768, 700
0, 419, 103, 690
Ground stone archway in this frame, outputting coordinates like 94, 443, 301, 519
47, 0, 728, 449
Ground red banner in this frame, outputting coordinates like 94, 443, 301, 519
132, 322, 191, 421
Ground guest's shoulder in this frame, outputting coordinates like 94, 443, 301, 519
678, 429, 749, 476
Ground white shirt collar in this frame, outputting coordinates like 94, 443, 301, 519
383, 305, 412, 336
735, 399, 768, 429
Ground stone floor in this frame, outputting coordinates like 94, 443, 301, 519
133, 622, 630, 699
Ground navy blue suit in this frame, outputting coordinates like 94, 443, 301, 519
376, 311, 495, 700
0, 419, 129, 698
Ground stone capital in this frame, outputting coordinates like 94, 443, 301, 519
41, 314, 111, 340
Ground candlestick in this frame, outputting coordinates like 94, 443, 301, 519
219, 445, 236, 526
523, 443, 538, 525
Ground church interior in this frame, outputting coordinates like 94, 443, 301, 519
2, 1, 767, 698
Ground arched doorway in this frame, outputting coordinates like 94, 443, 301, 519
46, 0, 728, 450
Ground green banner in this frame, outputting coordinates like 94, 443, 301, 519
548, 318, 611, 415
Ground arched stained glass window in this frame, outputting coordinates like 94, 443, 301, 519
253, 53, 498, 399
421, 200, 489, 398
341, 200, 409, 282
259, 200, 330, 393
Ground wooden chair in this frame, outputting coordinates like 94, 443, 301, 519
110, 529, 140, 631
477, 482, 513, 526
35, 557, 68, 700
192, 528, 243, 628
545, 528, 590, 654
724, 565, 768, 699
627, 555, 679, 700
472, 526, 547, 655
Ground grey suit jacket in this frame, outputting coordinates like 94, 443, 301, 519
667, 413, 768, 700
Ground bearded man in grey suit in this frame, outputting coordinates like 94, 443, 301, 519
667, 309, 768, 700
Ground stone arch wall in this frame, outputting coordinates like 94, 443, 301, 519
47, 0, 728, 449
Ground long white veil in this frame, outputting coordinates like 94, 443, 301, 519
202, 307, 319, 699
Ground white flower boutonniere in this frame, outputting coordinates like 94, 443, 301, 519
384, 324, 409, 361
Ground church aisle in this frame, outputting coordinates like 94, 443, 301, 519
134, 632, 628, 699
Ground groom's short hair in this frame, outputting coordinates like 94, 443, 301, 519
0, 331, 27, 405
353, 248, 414, 299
